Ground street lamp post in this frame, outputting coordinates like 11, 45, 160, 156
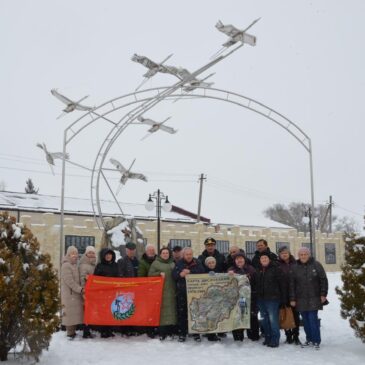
303, 207, 314, 257
145, 189, 172, 252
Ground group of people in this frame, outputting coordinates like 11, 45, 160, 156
61, 237, 328, 349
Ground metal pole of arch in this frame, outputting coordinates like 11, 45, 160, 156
309, 139, 316, 258
59, 129, 67, 271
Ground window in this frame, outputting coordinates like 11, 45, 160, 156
276, 242, 290, 253
168, 239, 191, 249
65, 235, 95, 255
216, 240, 230, 255
245, 241, 256, 260
325, 243, 336, 264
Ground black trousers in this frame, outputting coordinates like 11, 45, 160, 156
176, 291, 188, 336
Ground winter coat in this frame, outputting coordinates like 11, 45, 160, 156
138, 254, 156, 277
148, 257, 177, 326
278, 255, 297, 303
61, 256, 83, 326
198, 249, 226, 273
289, 257, 328, 312
118, 256, 139, 277
79, 253, 96, 287
253, 262, 287, 304
172, 258, 205, 295
251, 248, 278, 269
94, 248, 119, 277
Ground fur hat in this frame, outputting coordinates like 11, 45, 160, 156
298, 247, 311, 255
85, 246, 96, 254
278, 246, 290, 254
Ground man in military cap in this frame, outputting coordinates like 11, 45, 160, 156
117, 242, 139, 277
198, 237, 226, 273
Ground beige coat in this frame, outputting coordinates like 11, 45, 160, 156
61, 256, 83, 326
79, 254, 96, 288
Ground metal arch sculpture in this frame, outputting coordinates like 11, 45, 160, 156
86, 87, 314, 236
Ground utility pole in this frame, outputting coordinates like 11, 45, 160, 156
197, 173, 207, 222
329, 195, 333, 233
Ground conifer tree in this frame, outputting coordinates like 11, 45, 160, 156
336, 234, 365, 343
0, 212, 60, 362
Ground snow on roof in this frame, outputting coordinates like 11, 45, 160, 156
0, 191, 293, 230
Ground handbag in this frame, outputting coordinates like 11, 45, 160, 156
279, 306, 296, 329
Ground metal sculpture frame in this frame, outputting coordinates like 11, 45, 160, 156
59, 85, 316, 263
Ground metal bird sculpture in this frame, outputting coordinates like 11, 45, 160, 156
137, 116, 177, 141
131, 53, 174, 91
109, 158, 147, 194
36, 142, 69, 175
51, 89, 93, 119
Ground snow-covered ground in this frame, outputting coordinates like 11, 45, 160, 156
8, 272, 364, 364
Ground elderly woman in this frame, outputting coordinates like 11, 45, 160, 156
228, 252, 258, 342
79, 246, 97, 338
289, 247, 328, 349
148, 247, 177, 340
61, 245, 83, 339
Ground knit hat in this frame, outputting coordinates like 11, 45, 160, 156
126, 242, 137, 250
85, 246, 96, 254
298, 247, 311, 255
205, 256, 216, 266
66, 245, 78, 256
278, 246, 290, 254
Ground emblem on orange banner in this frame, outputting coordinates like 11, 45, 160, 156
111, 292, 135, 320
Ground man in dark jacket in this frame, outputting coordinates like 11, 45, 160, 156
289, 247, 328, 349
117, 242, 139, 277
277, 246, 301, 345
172, 247, 205, 342
198, 237, 226, 273
226, 245, 252, 268
251, 239, 278, 269
253, 252, 287, 347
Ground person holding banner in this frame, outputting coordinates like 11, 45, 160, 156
254, 253, 287, 348
93, 248, 119, 338
61, 246, 84, 339
117, 242, 139, 277
172, 247, 205, 342
228, 252, 259, 342
148, 247, 177, 340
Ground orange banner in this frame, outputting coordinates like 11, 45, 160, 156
84, 275, 164, 326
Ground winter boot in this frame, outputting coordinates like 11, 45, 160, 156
285, 330, 293, 344
293, 334, 301, 345
193, 334, 201, 342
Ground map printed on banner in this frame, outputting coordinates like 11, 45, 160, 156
186, 274, 251, 334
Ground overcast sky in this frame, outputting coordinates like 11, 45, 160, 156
0, 0, 364, 230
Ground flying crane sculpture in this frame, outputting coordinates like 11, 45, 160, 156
137, 116, 177, 140
51, 89, 94, 119
36, 142, 69, 175
212, 18, 260, 58
131, 53, 174, 91
109, 158, 147, 194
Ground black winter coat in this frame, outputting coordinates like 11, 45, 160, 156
117, 256, 139, 277
251, 248, 278, 269
289, 257, 328, 312
172, 258, 205, 294
226, 250, 252, 269
198, 249, 226, 273
253, 262, 287, 304
94, 248, 119, 277
278, 255, 297, 303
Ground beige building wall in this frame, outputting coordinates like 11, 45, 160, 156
15, 211, 344, 273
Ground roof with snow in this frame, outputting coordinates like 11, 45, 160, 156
0, 191, 293, 229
